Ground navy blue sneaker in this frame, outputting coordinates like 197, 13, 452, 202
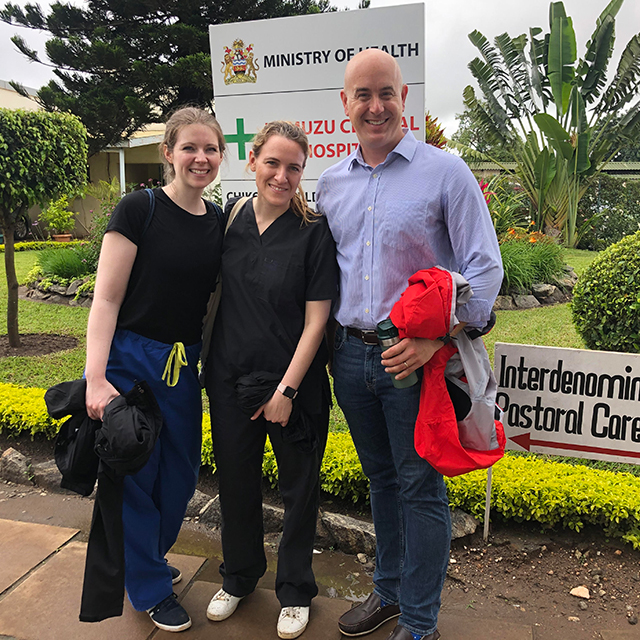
168, 564, 182, 585
148, 593, 191, 632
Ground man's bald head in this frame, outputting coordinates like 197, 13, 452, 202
343, 49, 404, 95
340, 49, 408, 167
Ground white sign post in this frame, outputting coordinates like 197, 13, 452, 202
209, 4, 425, 204
495, 342, 640, 464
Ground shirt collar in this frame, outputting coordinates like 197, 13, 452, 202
348, 128, 417, 171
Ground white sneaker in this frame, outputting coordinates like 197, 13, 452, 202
206, 588, 244, 621
277, 606, 310, 639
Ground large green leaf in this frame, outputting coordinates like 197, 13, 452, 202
468, 58, 512, 133
529, 27, 551, 107
599, 34, 640, 111
571, 131, 591, 175
548, 1, 567, 26
578, 15, 615, 104
534, 113, 573, 159
548, 15, 577, 115
534, 147, 557, 195
495, 32, 536, 113
569, 86, 588, 134
462, 85, 511, 145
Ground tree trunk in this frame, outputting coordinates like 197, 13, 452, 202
3, 221, 21, 348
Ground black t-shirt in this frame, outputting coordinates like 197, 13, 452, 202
208, 198, 338, 412
106, 188, 223, 345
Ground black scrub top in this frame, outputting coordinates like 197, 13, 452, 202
208, 198, 338, 414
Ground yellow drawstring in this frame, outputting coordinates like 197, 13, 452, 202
162, 342, 187, 387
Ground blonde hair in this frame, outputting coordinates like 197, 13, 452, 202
251, 121, 318, 225
160, 107, 225, 182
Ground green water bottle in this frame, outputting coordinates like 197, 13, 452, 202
376, 318, 419, 389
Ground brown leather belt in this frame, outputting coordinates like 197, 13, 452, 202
346, 326, 380, 346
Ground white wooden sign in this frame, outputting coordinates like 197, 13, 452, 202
209, 4, 425, 204
494, 342, 640, 465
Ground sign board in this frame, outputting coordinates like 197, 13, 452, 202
209, 4, 425, 204
494, 342, 640, 465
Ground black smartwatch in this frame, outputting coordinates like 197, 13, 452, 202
277, 383, 298, 399
436, 332, 452, 345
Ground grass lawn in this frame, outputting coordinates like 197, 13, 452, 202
0, 251, 88, 388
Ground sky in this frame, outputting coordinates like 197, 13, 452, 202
1, 0, 639, 136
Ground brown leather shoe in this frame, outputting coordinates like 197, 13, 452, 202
386, 624, 441, 640
338, 592, 401, 636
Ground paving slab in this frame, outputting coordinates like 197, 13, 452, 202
155, 581, 359, 640
0, 518, 78, 594
156, 582, 534, 640
0, 541, 205, 640
601, 631, 640, 640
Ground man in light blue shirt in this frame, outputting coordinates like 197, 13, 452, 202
316, 49, 502, 640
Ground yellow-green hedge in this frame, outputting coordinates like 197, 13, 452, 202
0, 240, 84, 253
2, 382, 639, 549
0, 382, 62, 438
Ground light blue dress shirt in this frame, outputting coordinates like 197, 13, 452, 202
316, 129, 503, 330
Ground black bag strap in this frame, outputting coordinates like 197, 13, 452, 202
142, 188, 156, 236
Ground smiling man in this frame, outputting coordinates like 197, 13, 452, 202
316, 49, 503, 640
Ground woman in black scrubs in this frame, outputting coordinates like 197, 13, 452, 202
204, 121, 337, 639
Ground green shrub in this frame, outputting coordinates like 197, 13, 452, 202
499, 240, 537, 293
445, 454, 640, 549
571, 231, 640, 353
499, 232, 565, 294
37, 247, 93, 280
39, 196, 77, 235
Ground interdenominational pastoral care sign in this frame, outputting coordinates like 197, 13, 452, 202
495, 343, 640, 465
209, 4, 425, 203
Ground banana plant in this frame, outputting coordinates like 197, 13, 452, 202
458, 0, 640, 247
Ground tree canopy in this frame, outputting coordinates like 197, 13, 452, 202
456, 0, 640, 247
1, 0, 333, 155
0, 108, 87, 346
449, 103, 513, 162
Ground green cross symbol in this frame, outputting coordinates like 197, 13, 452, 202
225, 118, 255, 161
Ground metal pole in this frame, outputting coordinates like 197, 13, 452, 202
483, 466, 492, 542
119, 148, 126, 196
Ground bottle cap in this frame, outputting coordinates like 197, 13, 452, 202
376, 318, 399, 341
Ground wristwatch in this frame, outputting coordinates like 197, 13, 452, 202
436, 332, 452, 345
277, 383, 298, 399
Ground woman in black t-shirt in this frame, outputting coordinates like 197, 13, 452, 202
84, 107, 225, 633
204, 122, 337, 640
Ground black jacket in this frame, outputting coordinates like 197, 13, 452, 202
45, 379, 163, 622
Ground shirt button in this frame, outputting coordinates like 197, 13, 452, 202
365, 275, 369, 281
365, 308, 369, 314
366, 241, 371, 246
368, 206, 372, 211
373, 173, 378, 178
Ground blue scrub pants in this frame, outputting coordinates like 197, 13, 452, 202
105, 329, 202, 611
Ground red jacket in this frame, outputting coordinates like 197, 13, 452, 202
390, 267, 505, 477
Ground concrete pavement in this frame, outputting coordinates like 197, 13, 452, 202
0, 482, 535, 640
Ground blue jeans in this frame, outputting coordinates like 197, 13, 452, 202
332, 326, 451, 636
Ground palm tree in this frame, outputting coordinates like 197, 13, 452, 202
455, 0, 640, 247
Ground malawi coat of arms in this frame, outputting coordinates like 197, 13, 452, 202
222, 39, 259, 85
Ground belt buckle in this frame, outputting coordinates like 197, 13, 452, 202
361, 331, 379, 346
